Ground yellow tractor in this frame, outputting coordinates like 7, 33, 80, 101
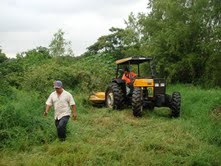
90, 57, 181, 117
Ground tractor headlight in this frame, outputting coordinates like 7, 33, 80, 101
160, 83, 165, 87
155, 83, 159, 87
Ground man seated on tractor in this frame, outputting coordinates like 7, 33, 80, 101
122, 67, 137, 95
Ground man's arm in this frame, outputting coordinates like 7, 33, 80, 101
44, 105, 51, 116
122, 74, 130, 84
45, 94, 53, 116
130, 72, 137, 82
71, 105, 77, 120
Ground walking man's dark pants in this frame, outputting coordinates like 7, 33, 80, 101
55, 116, 70, 141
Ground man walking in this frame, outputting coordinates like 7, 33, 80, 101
44, 80, 77, 141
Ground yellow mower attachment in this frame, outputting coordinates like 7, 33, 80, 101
89, 92, 105, 104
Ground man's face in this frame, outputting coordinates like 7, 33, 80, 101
55, 87, 62, 93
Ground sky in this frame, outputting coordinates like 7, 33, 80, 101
0, 0, 148, 58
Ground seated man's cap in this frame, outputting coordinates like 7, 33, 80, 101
54, 80, 63, 89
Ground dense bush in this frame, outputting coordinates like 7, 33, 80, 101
21, 53, 115, 96
0, 79, 13, 104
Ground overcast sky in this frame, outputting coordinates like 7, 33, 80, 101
0, 0, 148, 58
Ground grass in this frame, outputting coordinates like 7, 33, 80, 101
0, 84, 221, 165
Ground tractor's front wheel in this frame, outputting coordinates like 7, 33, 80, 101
105, 83, 124, 110
132, 88, 143, 117
170, 92, 181, 117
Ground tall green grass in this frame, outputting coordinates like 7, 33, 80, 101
168, 84, 221, 146
0, 89, 56, 150
0, 84, 221, 165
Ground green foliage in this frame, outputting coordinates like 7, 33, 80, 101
0, 79, 13, 105
70, 53, 115, 92
49, 29, 74, 57
21, 53, 115, 96
0, 90, 55, 150
21, 60, 72, 95
87, 27, 127, 59
0, 47, 51, 89
204, 52, 221, 87
136, 0, 221, 85
0, 58, 24, 88
87, 19, 144, 59
16, 46, 51, 68
168, 84, 221, 146
0, 48, 7, 63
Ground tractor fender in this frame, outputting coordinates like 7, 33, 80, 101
112, 78, 125, 84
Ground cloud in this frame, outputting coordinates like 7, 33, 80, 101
0, 0, 148, 57
6, 0, 139, 14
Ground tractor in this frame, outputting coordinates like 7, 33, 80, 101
105, 57, 181, 117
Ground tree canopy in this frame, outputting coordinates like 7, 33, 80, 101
0, 47, 7, 63
87, 0, 221, 86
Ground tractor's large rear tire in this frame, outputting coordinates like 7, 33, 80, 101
132, 88, 143, 117
105, 83, 124, 110
170, 92, 181, 117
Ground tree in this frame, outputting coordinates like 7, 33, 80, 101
137, 0, 221, 85
87, 27, 126, 57
0, 47, 7, 63
87, 26, 142, 59
16, 46, 50, 69
49, 29, 74, 57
